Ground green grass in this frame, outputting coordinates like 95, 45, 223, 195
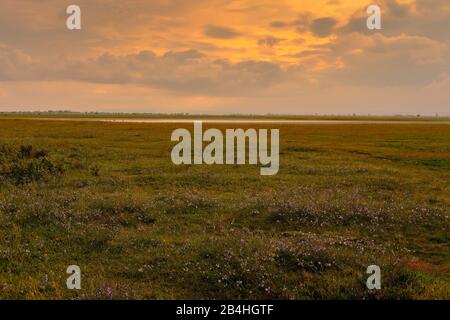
0, 120, 448, 299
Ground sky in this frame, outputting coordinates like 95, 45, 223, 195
0, 0, 449, 115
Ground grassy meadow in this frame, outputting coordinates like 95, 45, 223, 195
0, 119, 448, 299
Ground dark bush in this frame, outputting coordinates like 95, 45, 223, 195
89, 164, 101, 176
33, 149, 49, 158
16, 145, 48, 159
18, 145, 33, 159
9, 158, 64, 185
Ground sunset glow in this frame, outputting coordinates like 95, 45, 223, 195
0, 0, 449, 114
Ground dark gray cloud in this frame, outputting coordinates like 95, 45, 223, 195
0, 46, 286, 96
292, 49, 329, 58
310, 17, 338, 37
319, 33, 450, 87
269, 14, 337, 37
340, 0, 450, 42
269, 21, 288, 28
204, 25, 241, 39
258, 36, 284, 48
269, 14, 311, 33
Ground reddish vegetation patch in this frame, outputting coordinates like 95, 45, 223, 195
407, 260, 450, 273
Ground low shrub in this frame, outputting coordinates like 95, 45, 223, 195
9, 157, 64, 185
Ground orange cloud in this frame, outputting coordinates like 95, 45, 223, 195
0, 0, 449, 114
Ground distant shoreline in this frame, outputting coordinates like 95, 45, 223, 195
1, 113, 450, 122
2, 117, 450, 125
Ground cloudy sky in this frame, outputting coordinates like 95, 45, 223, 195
0, 0, 449, 115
